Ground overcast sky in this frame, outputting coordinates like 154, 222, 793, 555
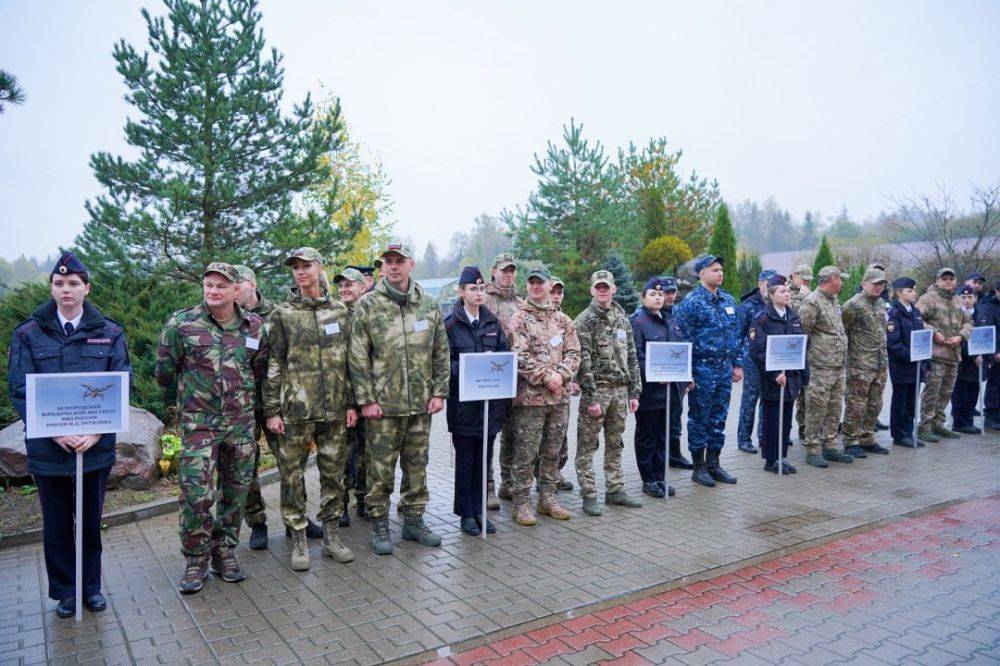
1, 0, 998, 262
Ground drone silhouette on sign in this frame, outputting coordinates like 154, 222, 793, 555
81, 384, 114, 399
785, 339, 803, 351
490, 361, 510, 374
669, 349, 685, 359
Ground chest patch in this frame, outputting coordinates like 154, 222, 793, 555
86, 337, 112, 345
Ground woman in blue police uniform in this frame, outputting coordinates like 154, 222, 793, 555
444, 266, 509, 536
749, 275, 806, 474
885, 277, 925, 448
7, 252, 131, 618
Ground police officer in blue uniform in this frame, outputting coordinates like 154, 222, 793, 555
982, 279, 1000, 431
736, 269, 776, 454
886, 277, 925, 448
7, 252, 131, 618
673, 255, 744, 487
951, 285, 989, 434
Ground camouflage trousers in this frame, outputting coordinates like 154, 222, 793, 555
275, 420, 349, 530
177, 423, 256, 557
575, 385, 628, 500
920, 360, 959, 428
345, 421, 366, 505
495, 410, 516, 491
243, 415, 280, 528
512, 403, 569, 498
842, 367, 888, 443
795, 389, 806, 437
804, 366, 845, 454
533, 434, 568, 482
365, 414, 432, 520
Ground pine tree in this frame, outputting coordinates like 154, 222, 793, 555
812, 235, 835, 280
78, 0, 358, 281
707, 203, 739, 293
735, 251, 763, 298
0, 69, 26, 114
602, 252, 639, 313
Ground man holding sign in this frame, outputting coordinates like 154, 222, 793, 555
8, 252, 131, 618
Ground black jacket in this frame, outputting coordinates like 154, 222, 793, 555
7, 300, 131, 476
886, 299, 925, 385
630, 305, 684, 411
444, 301, 509, 437
750, 304, 808, 402
957, 306, 991, 382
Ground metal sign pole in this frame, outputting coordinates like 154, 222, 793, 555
664, 385, 671, 496
979, 359, 986, 432
778, 386, 785, 476
481, 401, 489, 540
914, 360, 921, 450
75, 451, 83, 622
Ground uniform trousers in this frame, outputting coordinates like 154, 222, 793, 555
921, 360, 959, 428
452, 434, 495, 518
889, 382, 917, 441
760, 398, 793, 462
276, 420, 349, 530
634, 393, 681, 485
243, 414, 279, 528
365, 414, 432, 520
950, 380, 980, 429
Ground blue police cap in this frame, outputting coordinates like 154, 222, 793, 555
459, 265, 484, 285
966, 271, 985, 281
660, 277, 677, 292
766, 274, 787, 288
693, 254, 723, 273
758, 269, 778, 282
643, 277, 661, 291
51, 251, 89, 282
891, 277, 915, 289
957, 284, 975, 295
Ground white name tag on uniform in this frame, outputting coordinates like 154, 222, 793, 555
549, 334, 563, 347
725, 306, 735, 315
414, 319, 428, 332
324, 322, 340, 335
616, 329, 626, 341
245, 337, 260, 350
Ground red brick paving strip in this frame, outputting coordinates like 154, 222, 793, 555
435, 495, 1000, 664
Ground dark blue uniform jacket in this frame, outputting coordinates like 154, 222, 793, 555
886, 299, 925, 385
750, 304, 809, 402
957, 306, 991, 382
444, 301, 509, 438
630, 305, 684, 411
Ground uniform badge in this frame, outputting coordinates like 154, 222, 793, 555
749, 328, 756, 341
886, 322, 895, 332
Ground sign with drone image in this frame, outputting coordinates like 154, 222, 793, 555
458, 352, 518, 402
25, 372, 130, 438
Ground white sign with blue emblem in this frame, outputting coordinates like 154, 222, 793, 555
910, 329, 933, 362
646, 342, 693, 382
25, 371, 130, 439
765, 334, 807, 371
969, 326, 996, 357
458, 352, 518, 402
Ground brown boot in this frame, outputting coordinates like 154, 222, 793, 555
513, 495, 536, 526
536, 490, 571, 520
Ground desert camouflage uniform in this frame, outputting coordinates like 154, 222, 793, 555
573, 300, 642, 499
156, 302, 268, 557
348, 278, 450, 520
798, 290, 847, 455
790, 283, 810, 436
243, 291, 278, 528
484, 281, 523, 492
917, 285, 973, 428
841, 292, 889, 444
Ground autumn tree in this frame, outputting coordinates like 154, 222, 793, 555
635, 235, 692, 280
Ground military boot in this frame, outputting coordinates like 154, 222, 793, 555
706, 450, 737, 484
178, 556, 209, 594
290, 529, 310, 571
917, 427, 940, 442
537, 491, 572, 520
402, 516, 442, 547
581, 497, 603, 516
822, 448, 854, 463
606, 491, 643, 508
932, 424, 961, 439
339, 491, 350, 527
691, 449, 716, 487
513, 497, 537, 526
248, 523, 268, 550
486, 481, 501, 510
322, 523, 354, 563
556, 476, 574, 491
806, 452, 829, 468
371, 518, 393, 555
210, 546, 246, 583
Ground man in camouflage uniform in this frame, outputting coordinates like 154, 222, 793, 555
916, 267, 973, 441
841, 267, 891, 457
798, 266, 854, 467
508, 265, 581, 525
483, 252, 523, 508
574, 270, 643, 516
348, 240, 450, 555
262, 248, 356, 571
789, 264, 813, 441
156, 262, 269, 594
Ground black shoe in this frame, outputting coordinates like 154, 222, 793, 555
84, 593, 107, 612
557, 479, 574, 491
460, 517, 481, 536
356, 499, 368, 520
844, 445, 868, 458
986, 420, 1000, 431
691, 450, 715, 487
763, 460, 779, 474
669, 455, 693, 470
288, 520, 325, 539
875, 420, 889, 431
860, 443, 890, 455
56, 598, 75, 618
954, 425, 981, 435
737, 442, 758, 454
893, 438, 916, 448
972, 408, 981, 417
248, 523, 268, 550
706, 450, 737, 484
474, 515, 496, 534
782, 461, 797, 474
339, 505, 350, 528
642, 482, 665, 498
667, 485, 676, 497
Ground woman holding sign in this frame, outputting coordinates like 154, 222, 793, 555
749, 275, 805, 474
445, 266, 509, 536
7, 252, 131, 618
886, 277, 926, 448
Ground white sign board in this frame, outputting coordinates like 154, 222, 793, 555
458, 352, 518, 402
645, 342, 692, 383
969, 326, 996, 357
25, 372, 130, 439
765, 335, 807, 371
910, 329, 933, 362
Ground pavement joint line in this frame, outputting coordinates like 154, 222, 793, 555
385, 492, 991, 666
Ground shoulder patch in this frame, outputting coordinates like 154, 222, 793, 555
749, 327, 756, 341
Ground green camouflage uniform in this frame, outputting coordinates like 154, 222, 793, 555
916, 284, 973, 428
262, 288, 353, 530
798, 289, 848, 455
573, 299, 642, 500
243, 291, 278, 528
483, 281, 523, 492
348, 278, 450, 520
156, 302, 268, 557
789, 282, 811, 435
508, 299, 581, 501
841, 292, 889, 444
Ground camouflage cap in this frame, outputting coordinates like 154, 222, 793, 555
863, 267, 888, 284
525, 265, 551, 281
233, 264, 256, 283
493, 252, 517, 270
284, 247, 324, 266
817, 265, 849, 281
334, 267, 366, 284
549, 275, 565, 289
936, 267, 956, 278
792, 263, 814, 280
203, 261, 239, 282
380, 240, 413, 259
591, 270, 616, 287
692, 254, 723, 273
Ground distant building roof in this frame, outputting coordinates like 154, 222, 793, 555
760, 238, 981, 276
417, 277, 459, 300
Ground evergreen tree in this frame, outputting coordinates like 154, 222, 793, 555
735, 251, 763, 298
812, 235, 835, 279
707, 203, 739, 293
602, 252, 639, 313
78, 0, 357, 281
800, 211, 821, 249
0, 69, 26, 114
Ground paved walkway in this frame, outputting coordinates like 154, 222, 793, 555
2, 387, 998, 664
